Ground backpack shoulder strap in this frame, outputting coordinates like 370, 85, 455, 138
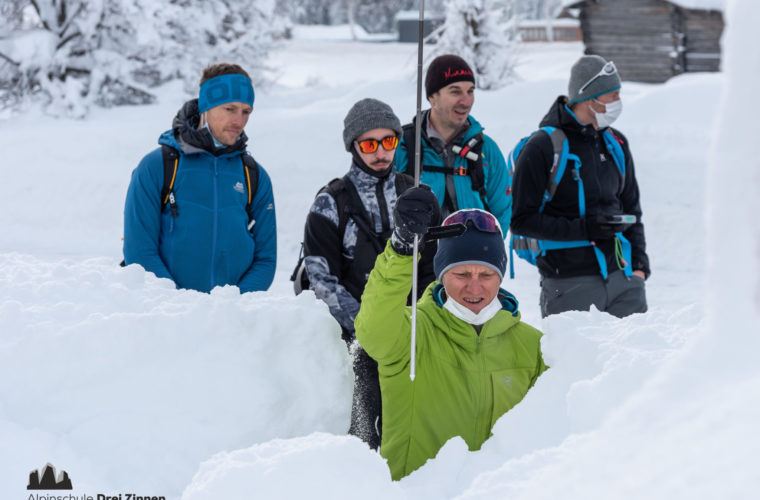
241, 153, 259, 215
402, 123, 416, 171
160, 144, 180, 216
330, 176, 386, 253
455, 132, 488, 210
602, 129, 626, 179
539, 126, 570, 201
321, 177, 354, 243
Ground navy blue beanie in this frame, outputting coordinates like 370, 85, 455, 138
434, 222, 507, 281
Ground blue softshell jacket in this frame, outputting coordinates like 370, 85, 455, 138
395, 114, 512, 234
123, 109, 276, 293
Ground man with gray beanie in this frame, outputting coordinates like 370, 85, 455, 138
394, 54, 513, 233
298, 98, 436, 450
510, 54, 650, 318
356, 194, 546, 480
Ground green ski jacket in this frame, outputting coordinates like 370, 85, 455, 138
355, 243, 547, 480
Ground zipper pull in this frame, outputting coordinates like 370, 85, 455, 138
169, 192, 179, 217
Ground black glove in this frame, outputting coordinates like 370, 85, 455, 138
391, 185, 440, 255
585, 215, 632, 242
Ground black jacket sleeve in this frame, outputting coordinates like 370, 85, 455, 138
303, 196, 360, 334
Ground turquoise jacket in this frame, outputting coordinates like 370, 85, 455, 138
355, 243, 547, 480
395, 114, 512, 234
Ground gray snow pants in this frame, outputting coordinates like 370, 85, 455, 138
540, 270, 647, 318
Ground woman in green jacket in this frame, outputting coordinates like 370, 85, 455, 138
356, 187, 547, 480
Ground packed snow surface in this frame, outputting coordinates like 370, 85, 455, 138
2, 1, 758, 498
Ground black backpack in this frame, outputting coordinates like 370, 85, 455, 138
291, 173, 414, 294
121, 145, 259, 266
401, 122, 490, 212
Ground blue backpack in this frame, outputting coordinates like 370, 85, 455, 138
507, 126, 633, 279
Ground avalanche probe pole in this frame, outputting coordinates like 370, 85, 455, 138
410, 0, 425, 381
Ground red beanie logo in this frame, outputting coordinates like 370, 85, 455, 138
444, 67, 474, 81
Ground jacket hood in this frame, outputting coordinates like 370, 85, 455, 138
158, 99, 249, 156
420, 283, 522, 352
539, 96, 599, 143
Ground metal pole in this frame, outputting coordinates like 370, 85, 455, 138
410, 0, 425, 381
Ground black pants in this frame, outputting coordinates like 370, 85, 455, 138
347, 344, 382, 450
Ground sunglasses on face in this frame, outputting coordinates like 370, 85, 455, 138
579, 61, 618, 94
442, 208, 502, 237
355, 135, 399, 154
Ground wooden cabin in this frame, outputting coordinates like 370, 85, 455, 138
563, 0, 724, 83
396, 11, 445, 43
519, 18, 583, 42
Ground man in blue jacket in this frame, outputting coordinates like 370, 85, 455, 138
395, 54, 512, 233
123, 63, 276, 293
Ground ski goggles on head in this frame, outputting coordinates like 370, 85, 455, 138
355, 135, 399, 154
442, 208, 502, 237
579, 61, 618, 93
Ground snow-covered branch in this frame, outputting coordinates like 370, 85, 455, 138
0, 0, 288, 118
428, 0, 521, 90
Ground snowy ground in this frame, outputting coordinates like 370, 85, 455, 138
2, 2, 759, 498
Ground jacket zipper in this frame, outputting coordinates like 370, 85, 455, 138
475, 331, 490, 444
210, 156, 219, 289
376, 180, 390, 233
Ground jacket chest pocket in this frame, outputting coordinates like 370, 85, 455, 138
490, 367, 534, 427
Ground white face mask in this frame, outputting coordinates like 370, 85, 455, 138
443, 295, 503, 326
592, 98, 622, 129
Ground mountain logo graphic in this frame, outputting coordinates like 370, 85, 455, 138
27, 463, 73, 490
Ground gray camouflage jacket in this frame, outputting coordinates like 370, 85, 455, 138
302, 163, 402, 339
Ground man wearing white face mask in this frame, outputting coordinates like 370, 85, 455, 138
356, 193, 547, 480
511, 55, 650, 318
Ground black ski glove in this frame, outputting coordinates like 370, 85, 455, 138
585, 215, 632, 242
391, 185, 440, 256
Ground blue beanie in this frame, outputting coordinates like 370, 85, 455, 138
433, 222, 507, 281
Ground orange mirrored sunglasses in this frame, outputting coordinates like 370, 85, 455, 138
355, 135, 399, 154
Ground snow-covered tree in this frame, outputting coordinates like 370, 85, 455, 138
0, 0, 154, 117
286, 0, 346, 25
0, 0, 28, 34
140, 0, 288, 94
284, 0, 436, 34
428, 0, 521, 90
516, 0, 563, 20
353, 0, 415, 34
0, 0, 287, 118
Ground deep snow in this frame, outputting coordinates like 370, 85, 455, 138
2, 1, 758, 498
